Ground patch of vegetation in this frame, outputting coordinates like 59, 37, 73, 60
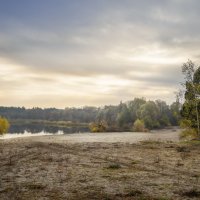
116, 190, 143, 198
116, 191, 170, 200
25, 183, 46, 190
181, 189, 200, 198
155, 198, 171, 200
0, 117, 10, 135
133, 119, 146, 132
180, 128, 198, 140
107, 163, 121, 170
131, 160, 139, 165
0, 187, 13, 193
89, 121, 107, 132
126, 190, 143, 197
180, 60, 200, 139
182, 139, 200, 146
176, 146, 190, 152
141, 140, 163, 144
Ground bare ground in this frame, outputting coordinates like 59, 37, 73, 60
0, 137, 200, 200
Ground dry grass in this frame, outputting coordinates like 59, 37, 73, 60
0, 139, 200, 199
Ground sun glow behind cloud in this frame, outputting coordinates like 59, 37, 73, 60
127, 50, 183, 65
0, 56, 180, 108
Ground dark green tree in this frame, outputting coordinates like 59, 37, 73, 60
181, 60, 200, 136
117, 104, 131, 128
138, 101, 160, 129
127, 98, 146, 122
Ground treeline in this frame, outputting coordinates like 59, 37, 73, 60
0, 98, 181, 130
0, 107, 98, 123
94, 98, 181, 131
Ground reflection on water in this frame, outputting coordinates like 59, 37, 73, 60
9, 124, 90, 134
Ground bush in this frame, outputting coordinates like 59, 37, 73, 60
89, 121, 107, 132
180, 119, 199, 139
180, 128, 198, 139
180, 119, 192, 129
0, 117, 10, 135
133, 119, 145, 132
107, 163, 121, 169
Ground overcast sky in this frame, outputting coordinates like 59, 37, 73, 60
0, 0, 199, 108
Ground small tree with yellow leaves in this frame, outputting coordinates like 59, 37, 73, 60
0, 117, 10, 135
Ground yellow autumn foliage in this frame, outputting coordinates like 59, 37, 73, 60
0, 117, 10, 135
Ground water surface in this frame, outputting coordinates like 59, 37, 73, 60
9, 123, 89, 134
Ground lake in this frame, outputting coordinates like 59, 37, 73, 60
8, 123, 90, 134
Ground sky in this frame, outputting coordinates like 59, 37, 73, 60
0, 0, 200, 108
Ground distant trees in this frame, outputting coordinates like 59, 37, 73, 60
116, 103, 131, 128
94, 98, 181, 131
170, 99, 182, 126
0, 106, 98, 123
127, 98, 146, 122
0, 98, 181, 132
138, 101, 160, 129
96, 105, 118, 126
0, 117, 10, 135
181, 60, 200, 137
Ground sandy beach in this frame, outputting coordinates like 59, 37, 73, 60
1, 128, 180, 143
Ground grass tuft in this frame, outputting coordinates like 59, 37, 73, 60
107, 163, 121, 170
181, 189, 200, 198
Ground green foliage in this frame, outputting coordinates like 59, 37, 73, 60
0, 97, 181, 132
180, 128, 198, 140
138, 101, 160, 129
181, 60, 200, 135
127, 98, 146, 122
116, 103, 131, 127
0, 117, 10, 135
180, 119, 192, 129
170, 101, 182, 125
0, 106, 98, 123
180, 119, 198, 140
155, 100, 171, 127
96, 105, 118, 126
133, 119, 145, 132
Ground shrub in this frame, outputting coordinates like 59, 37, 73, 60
107, 163, 121, 169
0, 117, 10, 135
89, 121, 107, 132
180, 119, 192, 129
180, 119, 199, 139
180, 128, 198, 139
133, 119, 145, 132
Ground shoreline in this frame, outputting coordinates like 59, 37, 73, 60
0, 128, 181, 143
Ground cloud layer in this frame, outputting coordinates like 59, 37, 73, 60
0, 0, 199, 108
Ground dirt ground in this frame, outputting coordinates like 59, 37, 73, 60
0, 137, 200, 200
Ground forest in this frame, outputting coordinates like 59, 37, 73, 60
0, 98, 181, 131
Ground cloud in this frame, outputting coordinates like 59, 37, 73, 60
0, 0, 199, 107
